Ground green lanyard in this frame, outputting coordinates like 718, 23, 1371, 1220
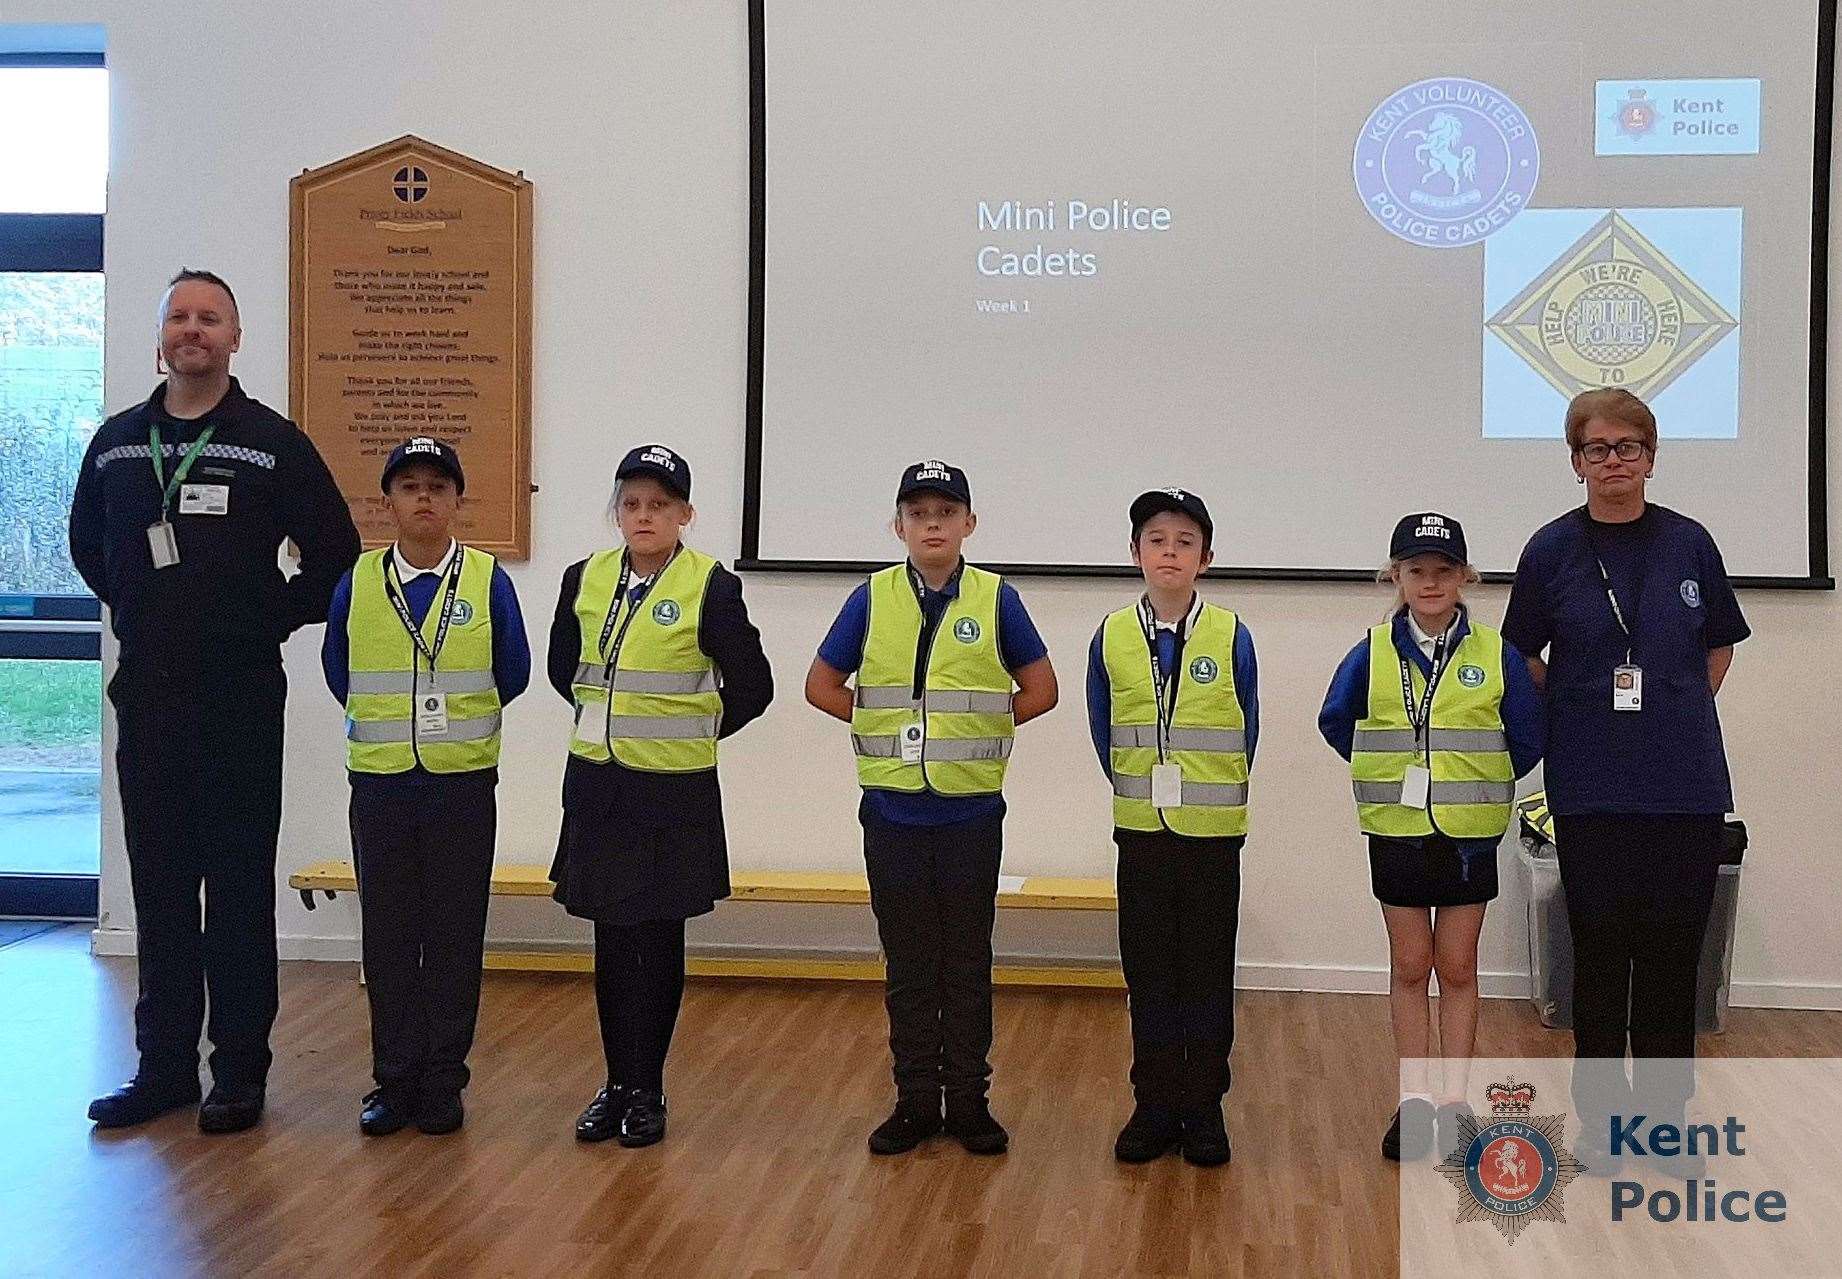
148, 420, 218, 516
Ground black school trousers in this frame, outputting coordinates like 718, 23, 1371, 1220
111, 662, 286, 1091
1114, 827, 1244, 1112
862, 807, 1003, 1104
350, 771, 497, 1096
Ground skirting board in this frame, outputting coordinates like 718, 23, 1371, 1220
87, 929, 1842, 1009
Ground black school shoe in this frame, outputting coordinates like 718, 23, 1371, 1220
359, 1087, 416, 1136
868, 1094, 944, 1155
1381, 1097, 1437, 1162
198, 1082, 265, 1134
415, 1090, 465, 1135
88, 1074, 202, 1128
1114, 1102, 1184, 1163
575, 1084, 629, 1143
1182, 1105, 1231, 1167
944, 1096, 1009, 1155
618, 1090, 668, 1148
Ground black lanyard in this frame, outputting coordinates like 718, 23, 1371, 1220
596, 546, 678, 668
1398, 622, 1453, 750
1138, 595, 1196, 752
382, 546, 464, 672
1579, 510, 1647, 665
905, 559, 965, 696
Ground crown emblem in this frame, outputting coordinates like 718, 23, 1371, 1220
1485, 1078, 1536, 1115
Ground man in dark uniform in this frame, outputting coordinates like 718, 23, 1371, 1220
68, 269, 361, 1132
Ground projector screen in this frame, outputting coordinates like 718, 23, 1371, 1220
745, 1, 1833, 583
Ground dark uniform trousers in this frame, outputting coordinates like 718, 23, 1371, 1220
1114, 828, 1243, 1111
862, 808, 1003, 1103
112, 663, 286, 1090
350, 772, 497, 1095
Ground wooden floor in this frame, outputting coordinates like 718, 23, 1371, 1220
3, 926, 1838, 1278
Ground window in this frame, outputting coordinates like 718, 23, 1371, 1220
0, 48, 104, 918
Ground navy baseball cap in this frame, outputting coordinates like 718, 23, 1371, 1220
381, 436, 464, 495
615, 443, 691, 500
1390, 511, 1468, 564
897, 459, 971, 507
1129, 487, 1213, 544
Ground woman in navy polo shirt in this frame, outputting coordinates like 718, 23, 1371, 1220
1502, 389, 1748, 1072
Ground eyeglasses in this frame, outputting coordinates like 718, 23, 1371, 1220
1575, 439, 1650, 464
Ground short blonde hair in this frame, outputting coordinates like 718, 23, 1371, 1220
1375, 557, 1482, 618
1565, 388, 1657, 452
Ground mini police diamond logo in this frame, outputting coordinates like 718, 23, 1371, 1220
1438, 1077, 1585, 1244
450, 598, 475, 626
1680, 578, 1702, 607
953, 617, 980, 644
1486, 210, 1738, 401
652, 599, 681, 625
1189, 655, 1219, 684
1457, 663, 1486, 687
392, 165, 429, 203
1353, 76, 1539, 249
1614, 87, 1659, 140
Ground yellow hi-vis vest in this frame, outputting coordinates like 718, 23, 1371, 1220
1102, 602, 1249, 837
851, 564, 1015, 795
1350, 619, 1513, 839
345, 545, 501, 774
569, 546, 721, 772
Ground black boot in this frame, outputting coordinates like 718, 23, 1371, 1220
1181, 1104, 1232, 1167
868, 1093, 943, 1155
576, 1084, 628, 1143
414, 1090, 464, 1135
197, 1082, 265, 1134
1113, 1102, 1184, 1163
944, 1095, 1008, 1155
88, 1074, 201, 1128
359, 1087, 416, 1136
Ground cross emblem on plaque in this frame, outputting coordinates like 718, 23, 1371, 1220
392, 165, 429, 203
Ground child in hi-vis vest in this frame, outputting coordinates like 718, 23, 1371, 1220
1086, 488, 1256, 1167
805, 460, 1057, 1157
548, 444, 773, 1148
321, 437, 531, 1137
1317, 512, 1542, 1161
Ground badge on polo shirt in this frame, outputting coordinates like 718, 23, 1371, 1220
178, 483, 230, 516
1613, 664, 1643, 712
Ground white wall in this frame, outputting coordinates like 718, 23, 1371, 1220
15, 0, 1838, 1005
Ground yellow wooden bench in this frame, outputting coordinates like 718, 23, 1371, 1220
288, 860, 1124, 988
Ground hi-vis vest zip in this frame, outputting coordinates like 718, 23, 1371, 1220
1102, 602, 1249, 837
1350, 619, 1513, 839
570, 546, 722, 772
345, 546, 501, 774
851, 564, 1015, 795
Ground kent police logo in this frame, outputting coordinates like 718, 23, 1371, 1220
1486, 210, 1738, 400
1614, 87, 1659, 140
1438, 1078, 1585, 1244
450, 598, 475, 626
953, 617, 981, 644
652, 599, 681, 626
392, 165, 429, 203
1680, 578, 1702, 607
1353, 76, 1539, 248
1189, 655, 1219, 684
1457, 663, 1486, 687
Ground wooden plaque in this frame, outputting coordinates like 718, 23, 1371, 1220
290, 136, 532, 557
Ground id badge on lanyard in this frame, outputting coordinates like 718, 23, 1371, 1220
1139, 598, 1191, 809
1584, 516, 1645, 712
1399, 628, 1450, 810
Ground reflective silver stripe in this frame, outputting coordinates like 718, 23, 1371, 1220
1110, 725, 1246, 752
573, 662, 606, 688
612, 669, 719, 694
855, 685, 920, 710
852, 735, 1013, 761
348, 669, 497, 695
1353, 727, 1509, 753
1113, 775, 1248, 805
607, 714, 719, 740
928, 691, 1014, 714
347, 712, 501, 744
925, 737, 1014, 762
1352, 780, 1514, 805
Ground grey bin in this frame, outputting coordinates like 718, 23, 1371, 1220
1520, 823, 1745, 1034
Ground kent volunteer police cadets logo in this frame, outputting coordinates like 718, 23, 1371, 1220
652, 599, 681, 625
450, 598, 475, 626
1189, 655, 1219, 684
1680, 578, 1702, 607
1353, 76, 1539, 248
1438, 1078, 1585, 1244
1457, 664, 1486, 687
953, 617, 981, 644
